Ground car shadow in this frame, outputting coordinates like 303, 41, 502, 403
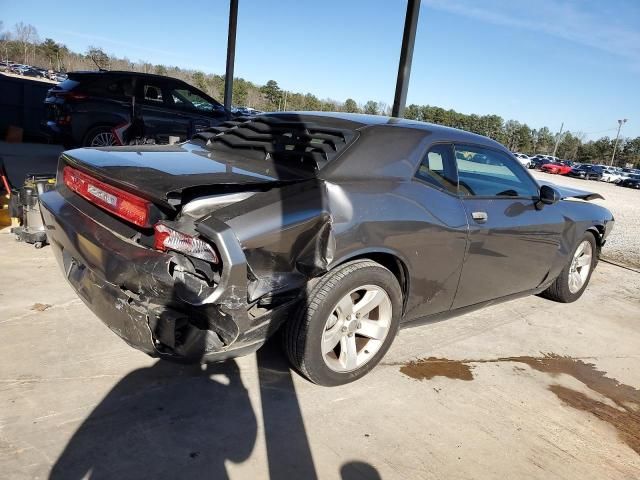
49, 338, 380, 479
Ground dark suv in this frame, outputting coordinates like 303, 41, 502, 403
44, 71, 231, 147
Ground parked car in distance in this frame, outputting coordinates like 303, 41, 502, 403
529, 157, 552, 169
43, 71, 232, 147
541, 161, 573, 175
512, 152, 531, 167
12, 65, 47, 78
619, 174, 640, 189
568, 164, 604, 180
601, 166, 623, 183
233, 106, 264, 116
40, 112, 614, 386
528, 154, 559, 168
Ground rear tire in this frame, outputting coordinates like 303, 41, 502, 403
540, 232, 597, 303
83, 126, 117, 147
284, 260, 402, 386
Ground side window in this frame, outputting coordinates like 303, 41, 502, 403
454, 145, 538, 197
84, 77, 132, 97
141, 84, 164, 103
415, 144, 458, 194
169, 87, 216, 112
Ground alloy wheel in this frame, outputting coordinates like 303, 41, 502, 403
568, 240, 593, 294
321, 285, 392, 372
90, 132, 116, 147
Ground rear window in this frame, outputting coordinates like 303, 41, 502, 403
57, 79, 80, 91
194, 116, 356, 171
83, 77, 132, 96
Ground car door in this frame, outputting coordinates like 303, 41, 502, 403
401, 143, 469, 318
136, 81, 182, 143
451, 144, 566, 308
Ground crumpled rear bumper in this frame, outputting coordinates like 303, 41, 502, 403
39, 189, 292, 361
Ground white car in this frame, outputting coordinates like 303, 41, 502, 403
513, 152, 531, 167
601, 166, 622, 183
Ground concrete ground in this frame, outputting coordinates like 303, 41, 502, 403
1, 209, 639, 478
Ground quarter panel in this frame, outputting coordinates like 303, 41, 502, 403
328, 179, 469, 319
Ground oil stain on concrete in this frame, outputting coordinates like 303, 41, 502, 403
400, 357, 474, 381
400, 354, 640, 455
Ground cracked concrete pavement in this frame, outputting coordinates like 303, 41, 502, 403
1, 223, 639, 479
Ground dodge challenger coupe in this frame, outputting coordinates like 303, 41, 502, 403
540, 161, 572, 175
40, 113, 614, 386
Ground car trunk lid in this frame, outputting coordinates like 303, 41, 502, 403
59, 142, 314, 210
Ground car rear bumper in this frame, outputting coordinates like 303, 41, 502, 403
39, 189, 294, 362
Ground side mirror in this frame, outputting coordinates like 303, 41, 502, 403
536, 185, 560, 209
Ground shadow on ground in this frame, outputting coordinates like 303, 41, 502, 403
50, 339, 379, 479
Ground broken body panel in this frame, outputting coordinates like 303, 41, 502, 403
40, 113, 614, 362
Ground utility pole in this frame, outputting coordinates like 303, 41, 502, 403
223, 0, 239, 111
552, 122, 564, 158
392, 0, 420, 118
610, 119, 628, 166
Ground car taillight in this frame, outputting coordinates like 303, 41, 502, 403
153, 223, 219, 264
63, 166, 151, 228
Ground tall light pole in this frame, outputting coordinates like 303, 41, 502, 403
610, 118, 628, 166
552, 122, 564, 158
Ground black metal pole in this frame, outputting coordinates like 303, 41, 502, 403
392, 0, 420, 118
224, 0, 239, 111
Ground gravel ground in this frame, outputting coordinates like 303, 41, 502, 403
531, 170, 640, 269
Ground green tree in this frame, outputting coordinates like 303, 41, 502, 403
154, 64, 167, 76
403, 104, 421, 120
260, 80, 281, 107
191, 71, 208, 92
39, 38, 60, 69
363, 100, 379, 115
303, 93, 321, 111
343, 98, 359, 113
233, 78, 249, 106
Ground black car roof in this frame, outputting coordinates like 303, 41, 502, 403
68, 70, 192, 85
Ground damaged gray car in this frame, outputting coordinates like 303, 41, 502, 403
40, 113, 614, 386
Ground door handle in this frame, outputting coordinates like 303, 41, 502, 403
472, 211, 488, 223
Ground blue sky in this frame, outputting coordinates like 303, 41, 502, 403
1, 0, 639, 139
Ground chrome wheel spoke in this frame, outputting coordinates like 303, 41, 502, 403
356, 319, 386, 340
572, 272, 581, 288
92, 132, 115, 147
322, 325, 343, 354
576, 254, 591, 267
353, 288, 385, 316
339, 335, 358, 370
336, 295, 354, 318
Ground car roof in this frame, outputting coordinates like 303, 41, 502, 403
68, 70, 191, 84
261, 112, 506, 150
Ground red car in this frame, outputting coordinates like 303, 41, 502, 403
541, 162, 572, 175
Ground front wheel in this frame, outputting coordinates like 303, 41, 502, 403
540, 232, 597, 303
284, 260, 402, 386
